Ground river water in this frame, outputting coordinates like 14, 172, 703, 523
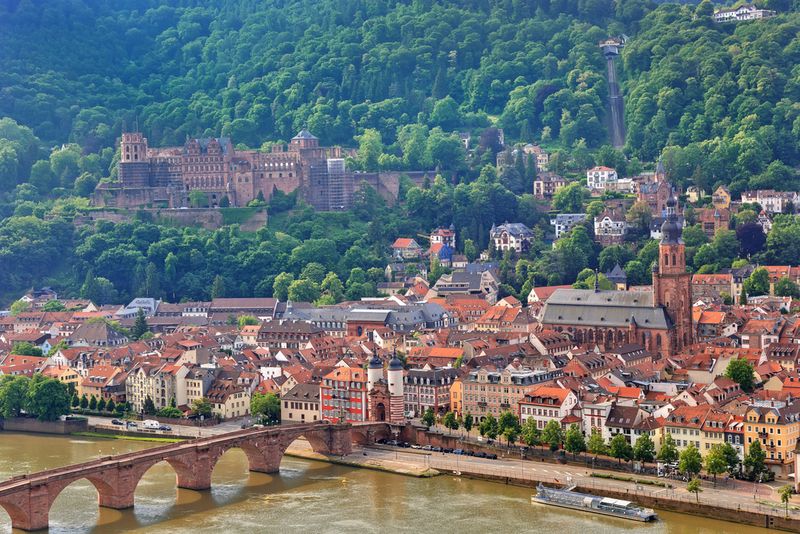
0, 433, 769, 533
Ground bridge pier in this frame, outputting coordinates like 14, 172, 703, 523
171, 450, 216, 491
0, 483, 51, 532
328, 426, 353, 456
93, 466, 140, 510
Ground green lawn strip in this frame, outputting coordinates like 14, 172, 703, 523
71, 431, 184, 443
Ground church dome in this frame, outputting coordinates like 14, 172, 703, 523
388, 355, 404, 371
368, 354, 382, 369
660, 197, 682, 244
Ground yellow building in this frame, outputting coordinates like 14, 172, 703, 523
744, 403, 800, 478
449, 377, 463, 417
41, 366, 81, 396
712, 185, 731, 210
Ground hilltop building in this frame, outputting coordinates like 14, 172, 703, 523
95, 130, 429, 211
713, 4, 775, 22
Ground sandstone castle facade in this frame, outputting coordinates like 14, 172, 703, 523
93, 130, 429, 211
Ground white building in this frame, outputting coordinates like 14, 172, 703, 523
518, 385, 579, 429
490, 222, 534, 253
741, 190, 799, 214
594, 210, 627, 245
550, 213, 587, 239
713, 4, 775, 22
586, 166, 618, 190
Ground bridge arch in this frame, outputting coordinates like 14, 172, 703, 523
0, 500, 23, 532
133, 459, 183, 504
48, 477, 104, 531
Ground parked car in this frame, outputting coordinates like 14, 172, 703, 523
376, 438, 388, 444
399, 442, 411, 448
421, 445, 433, 451
473, 451, 487, 458
442, 447, 453, 453
159, 425, 172, 431
453, 449, 465, 455
111, 419, 124, 426
485, 453, 498, 460
387, 440, 399, 447
411, 444, 422, 449
431, 446, 442, 452
126, 421, 137, 428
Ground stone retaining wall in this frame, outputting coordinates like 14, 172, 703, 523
0, 417, 88, 434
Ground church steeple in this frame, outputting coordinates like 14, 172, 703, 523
658, 197, 685, 275
653, 196, 692, 354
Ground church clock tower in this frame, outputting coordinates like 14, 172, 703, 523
653, 197, 693, 354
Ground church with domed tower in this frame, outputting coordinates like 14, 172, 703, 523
539, 197, 692, 356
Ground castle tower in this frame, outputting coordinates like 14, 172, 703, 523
121, 132, 148, 162
290, 129, 319, 150
367, 354, 382, 392
387, 353, 405, 423
653, 197, 693, 354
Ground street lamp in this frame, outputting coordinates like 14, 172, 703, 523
753, 472, 763, 500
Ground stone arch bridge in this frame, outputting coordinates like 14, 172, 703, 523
0, 421, 392, 531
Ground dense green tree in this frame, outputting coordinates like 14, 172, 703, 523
775, 277, 800, 298
587, 429, 607, 458
191, 398, 213, 417
520, 418, 541, 447
542, 420, 564, 452
679, 443, 702, 477
610, 434, 633, 464
131, 309, 149, 340
633, 433, 656, 463
26, 375, 70, 421
564, 424, 586, 458
422, 407, 436, 430
704, 443, 728, 486
498, 411, 520, 437
442, 411, 459, 431
744, 440, 766, 479
287, 279, 321, 303
251, 393, 280, 424
744, 268, 770, 297
479, 413, 499, 440
0, 375, 30, 418
157, 406, 183, 418
462, 413, 473, 433
725, 358, 755, 392
552, 182, 585, 214
143, 396, 156, 416
11, 341, 42, 357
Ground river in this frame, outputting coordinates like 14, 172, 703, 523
0, 433, 770, 533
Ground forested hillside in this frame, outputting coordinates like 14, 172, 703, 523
0, 0, 799, 305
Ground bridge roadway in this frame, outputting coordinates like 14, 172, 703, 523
0, 421, 391, 531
